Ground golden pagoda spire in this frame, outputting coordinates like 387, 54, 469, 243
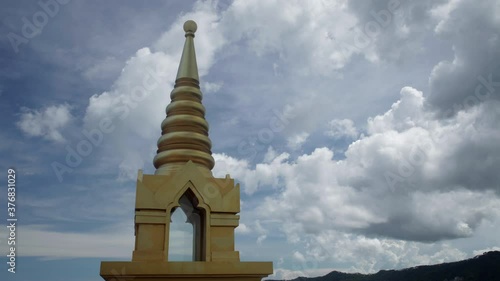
153, 20, 215, 174
101, 20, 273, 281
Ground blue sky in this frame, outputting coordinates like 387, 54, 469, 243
1, 0, 500, 280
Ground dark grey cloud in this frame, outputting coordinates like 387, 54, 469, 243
347, 0, 446, 63
348, 0, 500, 117
427, 0, 500, 116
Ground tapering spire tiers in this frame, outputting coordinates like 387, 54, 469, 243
154, 20, 215, 174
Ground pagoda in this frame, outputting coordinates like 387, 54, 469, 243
100, 20, 273, 281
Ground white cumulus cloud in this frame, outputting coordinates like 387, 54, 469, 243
326, 118, 359, 139
17, 104, 73, 143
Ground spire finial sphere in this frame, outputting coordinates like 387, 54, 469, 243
183, 20, 197, 33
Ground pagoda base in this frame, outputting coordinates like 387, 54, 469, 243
100, 261, 273, 281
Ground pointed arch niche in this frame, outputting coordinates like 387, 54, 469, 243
168, 187, 206, 261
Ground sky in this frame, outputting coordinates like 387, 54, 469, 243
1, 0, 500, 280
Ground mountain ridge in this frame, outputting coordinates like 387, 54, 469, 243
268, 251, 500, 281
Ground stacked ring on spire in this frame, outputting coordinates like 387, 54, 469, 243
154, 77, 215, 171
